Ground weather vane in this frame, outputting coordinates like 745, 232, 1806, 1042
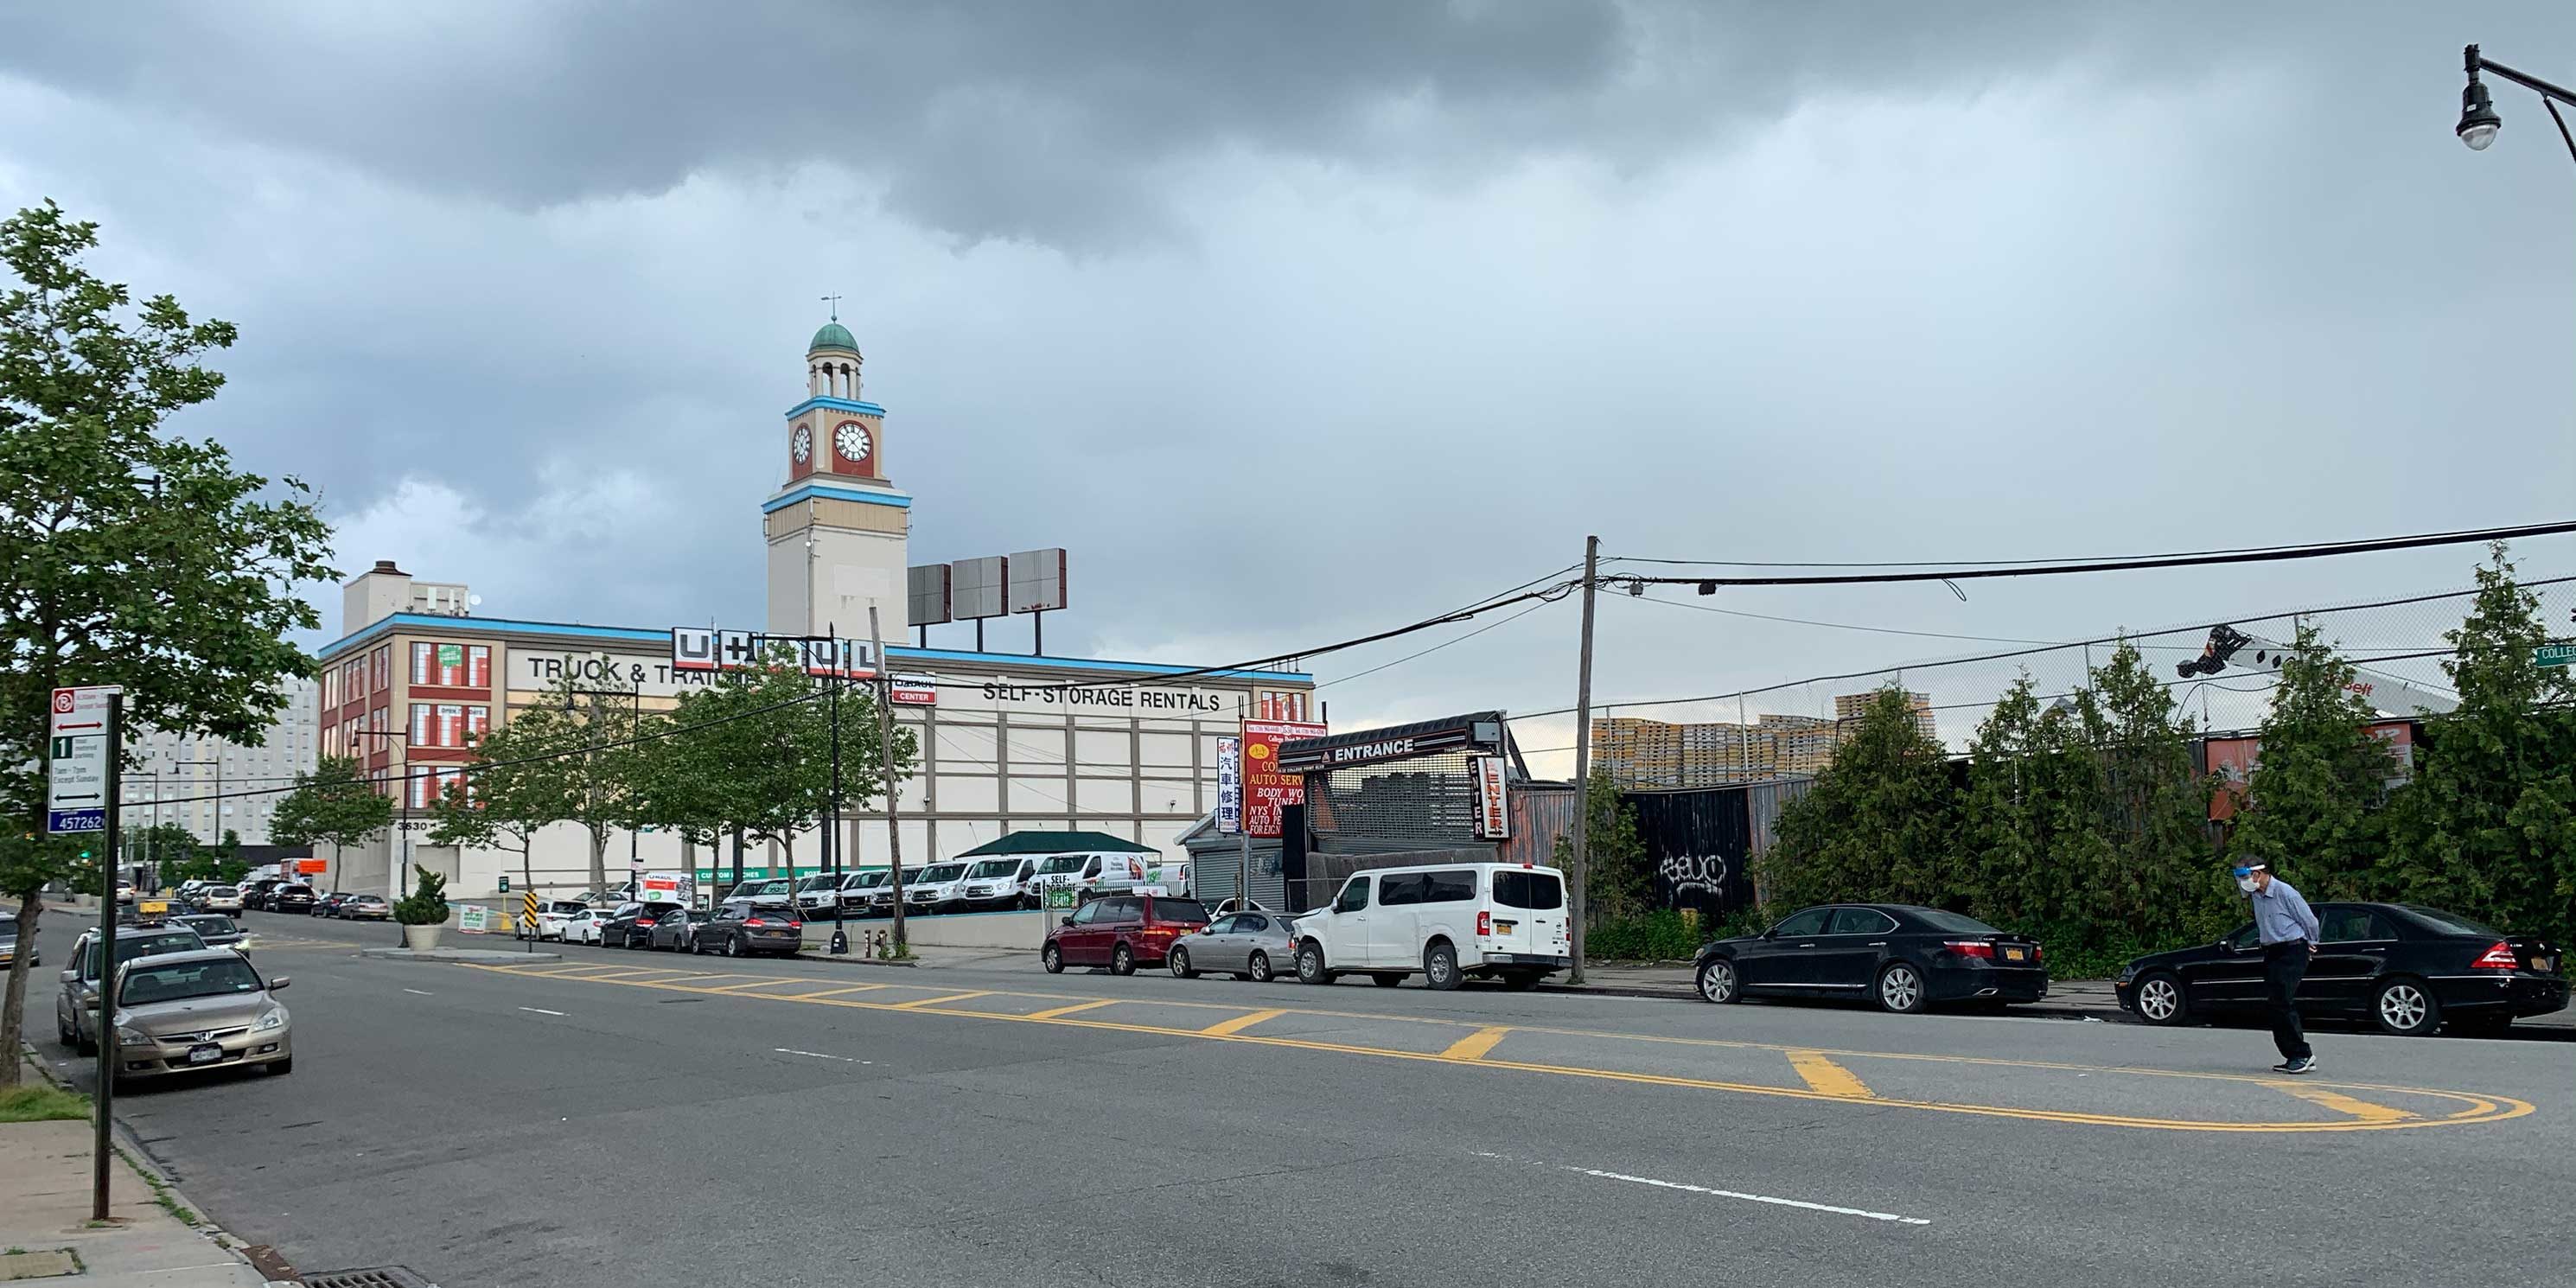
820, 293, 843, 322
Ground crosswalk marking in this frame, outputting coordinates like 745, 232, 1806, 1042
1026, 998, 1119, 1020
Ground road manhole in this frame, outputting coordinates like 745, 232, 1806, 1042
300, 1268, 437, 1287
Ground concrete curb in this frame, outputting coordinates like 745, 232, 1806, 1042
359, 947, 560, 963
792, 951, 921, 967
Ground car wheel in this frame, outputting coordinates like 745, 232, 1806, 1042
2133, 972, 2188, 1026
1876, 962, 1926, 1014
1370, 972, 1405, 988
2373, 979, 2439, 1036
1042, 942, 1064, 973
1696, 957, 1740, 1004
1423, 941, 1462, 992
720, 935, 738, 958
74, 1026, 95, 1056
1296, 941, 1330, 985
1169, 946, 1198, 979
1247, 950, 1274, 984
57, 1011, 75, 1047
1110, 943, 1136, 976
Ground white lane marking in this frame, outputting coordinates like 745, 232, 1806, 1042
1472, 1152, 1929, 1227
403, 988, 434, 996
519, 1006, 566, 1017
775, 1048, 872, 1065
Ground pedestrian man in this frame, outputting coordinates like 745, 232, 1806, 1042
2236, 863, 2320, 1074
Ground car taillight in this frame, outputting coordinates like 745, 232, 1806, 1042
1476, 911, 1491, 936
2472, 940, 2520, 969
638, 917, 656, 927
2031, 944, 2044, 962
1945, 940, 1995, 959
746, 918, 765, 927
787, 921, 802, 930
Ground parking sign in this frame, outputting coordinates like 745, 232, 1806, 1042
46, 685, 118, 834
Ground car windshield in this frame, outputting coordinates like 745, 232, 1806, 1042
178, 916, 239, 937
1034, 856, 1087, 875
919, 864, 966, 883
966, 859, 1018, 878
2402, 906, 2501, 938
1908, 909, 2001, 934
120, 956, 265, 1005
796, 876, 838, 892
206, 887, 236, 897
84, 932, 207, 979
845, 871, 886, 889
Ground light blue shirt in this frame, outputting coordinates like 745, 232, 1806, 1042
2250, 877, 2320, 947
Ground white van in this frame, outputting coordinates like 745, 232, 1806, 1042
1028, 851, 1191, 902
1290, 863, 1569, 991
956, 857, 1039, 910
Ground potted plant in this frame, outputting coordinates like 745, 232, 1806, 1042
394, 865, 451, 950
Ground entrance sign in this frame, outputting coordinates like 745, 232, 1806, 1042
46, 686, 118, 834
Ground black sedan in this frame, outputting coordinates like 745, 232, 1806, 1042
2116, 902, 2566, 1036
1693, 904, 2046, 1014
647, 908, 713, 952
602, 901, 686, 949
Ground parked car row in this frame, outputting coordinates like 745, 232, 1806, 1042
1042, 862, 1575, 992
52, 921, 292, 1085
580, 898, 807, 958
2114, 902, 2566, 1036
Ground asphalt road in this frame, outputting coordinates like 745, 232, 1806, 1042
28, 909, 2574, 1288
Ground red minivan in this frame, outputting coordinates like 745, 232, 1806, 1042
1043, 893, 1211, 976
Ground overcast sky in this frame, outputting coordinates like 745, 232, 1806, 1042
5, 2, 2573, 770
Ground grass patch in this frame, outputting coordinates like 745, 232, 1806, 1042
114, 1148, 199, 1226
0, 1083, 90, 1122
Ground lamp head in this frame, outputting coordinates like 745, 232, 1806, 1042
2459, 46, 2502, 150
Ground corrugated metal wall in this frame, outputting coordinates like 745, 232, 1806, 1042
1622, 776, 1812, 917
1183, 836, 1287, 910
1498, 782, 1579, 867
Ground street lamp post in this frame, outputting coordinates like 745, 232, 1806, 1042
2458, 44, 2576, 163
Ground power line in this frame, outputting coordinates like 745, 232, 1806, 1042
1604, 520, 2576, 588
1604, 521, 2576, 570
1317, 600, 1558, 692
1613, 591, 2069, 646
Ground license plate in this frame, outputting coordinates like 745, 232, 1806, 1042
2004, 947, 2027, 961
186, 1043, 221, 1065
2536, 956, 2557, 973
1495, 920, 1516, 934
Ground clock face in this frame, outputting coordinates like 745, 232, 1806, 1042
790, 424, 813, 463
834, 421, 871, 462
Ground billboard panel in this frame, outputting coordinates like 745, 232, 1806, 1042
952, 556, 1008, 620
908, 564, 953, 626
1240, 718, 1327, 838
1008, 548, 1068, 614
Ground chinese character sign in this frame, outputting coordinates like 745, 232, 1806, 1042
1240, 718, 1327, 839
1215, 736, 1242, 834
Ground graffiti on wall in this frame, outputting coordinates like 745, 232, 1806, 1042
1655, 852, 1730, 900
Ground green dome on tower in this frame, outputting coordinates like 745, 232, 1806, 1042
809, 321, 858, 353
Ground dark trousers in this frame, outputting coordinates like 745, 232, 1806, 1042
2263, 940, 2312, 1061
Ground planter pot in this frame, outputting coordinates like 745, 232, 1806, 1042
403, 924, 444, 951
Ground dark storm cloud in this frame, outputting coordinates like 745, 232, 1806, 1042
3, 1, 2263, 249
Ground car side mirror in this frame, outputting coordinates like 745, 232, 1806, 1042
59, 969, 79, 985
1059, 916, 1074, 928
268, 976, 290, 991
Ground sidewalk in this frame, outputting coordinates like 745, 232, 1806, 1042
0, 1068, 272, 1286
792, 942, 1026, 970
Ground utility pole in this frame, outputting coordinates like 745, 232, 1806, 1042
870, 607, 908, 953
827, 622, 849, 954
1567, 535, 1599, 985
1235, 697, 1252, 911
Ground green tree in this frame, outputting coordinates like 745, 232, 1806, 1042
1555, 768, 1648, 928
137, 823, 207, 886
1760, 688, 1960, 910
0, 201, 334, 1084
2227, 622, 2394, 891
2082, 643, 2227, 947
267, 756, 394, 893
426, 716, 575, 895
214, 828, 247, 883
2383, 545, 2576, 940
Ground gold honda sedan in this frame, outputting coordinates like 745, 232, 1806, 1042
106, 949, 292, 1085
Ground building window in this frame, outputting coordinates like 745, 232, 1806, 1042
410, 641, 491, 688
407, 766, 468, 811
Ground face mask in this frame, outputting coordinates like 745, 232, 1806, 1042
2237, 876, 2260, 894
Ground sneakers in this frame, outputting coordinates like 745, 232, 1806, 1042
2272, 1056, 2317, 1075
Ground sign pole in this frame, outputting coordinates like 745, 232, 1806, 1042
871, 607, 908, 954
1235, 698, 1251, 909
828, 622, 849, 955
93, 693, 124, 1222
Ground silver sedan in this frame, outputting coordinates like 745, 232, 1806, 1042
1167, 911, 1300, 984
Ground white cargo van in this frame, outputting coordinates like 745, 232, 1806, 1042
1028, 851, 1190, 903
956, 857, 1040, 910
1290, 863, 1569, 991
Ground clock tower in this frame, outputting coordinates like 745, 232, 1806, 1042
765, 317, 912, 641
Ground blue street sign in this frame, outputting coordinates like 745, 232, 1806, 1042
48, 807, 105, 833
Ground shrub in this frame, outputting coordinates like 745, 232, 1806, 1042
392, 865, 450, 927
